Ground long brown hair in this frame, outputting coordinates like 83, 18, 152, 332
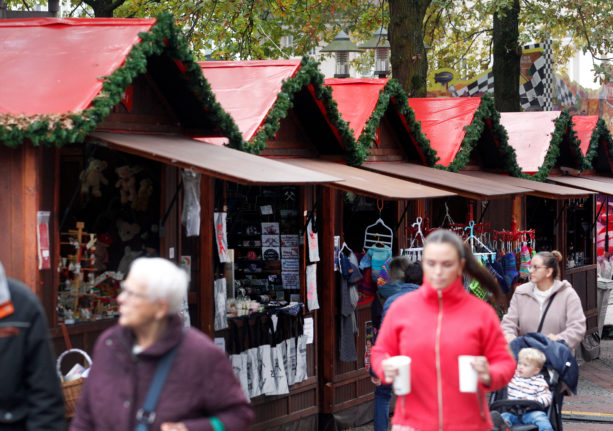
534, 250, 563, 280
424, 229, 504, 304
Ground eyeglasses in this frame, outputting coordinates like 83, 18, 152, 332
528, 265, 548, 271
119, 282, 150, 300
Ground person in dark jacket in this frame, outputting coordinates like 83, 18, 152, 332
371, 258, 422, 431
70, 257, 253, 431
0, 262, 65, 431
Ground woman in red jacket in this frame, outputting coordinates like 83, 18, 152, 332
371, 229, 515, 431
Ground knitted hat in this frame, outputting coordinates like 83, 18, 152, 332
502, 252, 518, 287
518, 245, 531, 279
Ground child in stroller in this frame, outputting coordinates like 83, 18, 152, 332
489, 333, 578, 431
494, 348, 553, 430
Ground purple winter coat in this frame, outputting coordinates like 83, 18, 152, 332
70, 316, 253, 431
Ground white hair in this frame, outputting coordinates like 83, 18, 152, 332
127, 257, 188, 315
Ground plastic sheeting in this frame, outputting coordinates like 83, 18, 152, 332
0, 18, 155, 115
200, 60, 301, 141
499, 111, 561, 174
406, 98, 481, 167
324, 78, 388, 139
572, 115, 599, 155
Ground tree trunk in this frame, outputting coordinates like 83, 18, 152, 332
493, 0, 521, 112
388, 0, 432, 97
84, 0, 125, 17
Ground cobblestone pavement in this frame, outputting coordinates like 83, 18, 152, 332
349, 340, 613, 431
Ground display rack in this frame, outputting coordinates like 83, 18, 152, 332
58, 222, 96, 321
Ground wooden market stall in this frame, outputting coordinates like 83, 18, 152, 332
0, 15, 340, 374
498, 111, 600, 349
201, 60, 457, 430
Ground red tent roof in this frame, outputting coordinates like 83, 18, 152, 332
0, 18, 155, 115
200, 60, 301, 141
499, 111, 561, 174
572, 115, 599, 155
324, 78, 388, 139
406, 98, 482, 167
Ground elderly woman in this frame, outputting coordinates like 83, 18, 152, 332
71, 257, 253, 431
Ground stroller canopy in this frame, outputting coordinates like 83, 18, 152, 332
510, 332, 579, 394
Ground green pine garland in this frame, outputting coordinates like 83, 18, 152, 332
530, 110, 586, 181
231, 57, 364, 166
358, 79, 439, 166
444, 93, 524, 177
0, 13, 243, 149
583, 118, 613, 170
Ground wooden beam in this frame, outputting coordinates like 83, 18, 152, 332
318, 186, 336, 413
199, 175, 215, 337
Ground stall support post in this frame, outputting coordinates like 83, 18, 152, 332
24, 144, 42, 295
199, 175, 215, 337
512, 194, 524, 230
319, 186, 337, 413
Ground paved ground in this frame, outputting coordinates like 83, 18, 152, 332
350, 340, 613, 431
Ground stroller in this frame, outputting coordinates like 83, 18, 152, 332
489, 333, 579, 431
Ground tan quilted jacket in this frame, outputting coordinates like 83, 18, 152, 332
501, 279, 586, 350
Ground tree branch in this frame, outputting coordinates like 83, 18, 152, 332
577, 5, 613, 62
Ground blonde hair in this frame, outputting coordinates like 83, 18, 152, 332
518, 347, 546, 369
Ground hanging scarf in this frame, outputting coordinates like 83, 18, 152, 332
0, 262, 14, 319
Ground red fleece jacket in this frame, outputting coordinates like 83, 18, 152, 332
371, 277, 515, 431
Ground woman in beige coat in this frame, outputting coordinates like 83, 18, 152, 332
501, 251, 586, 351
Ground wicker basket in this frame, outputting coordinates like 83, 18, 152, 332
56, 348, 92, 418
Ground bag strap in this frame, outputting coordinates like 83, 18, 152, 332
537, 292, 558, 333
134, 332, 184, 431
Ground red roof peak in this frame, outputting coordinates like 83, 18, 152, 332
0, 17, 156, 27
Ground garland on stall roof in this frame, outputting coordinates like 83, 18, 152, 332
529, 110, 586, 181
0, 13, 244, 149
444, 93, 524, 177
234, 57, 364, 166
583, 118, 613, 170
358, 79, 439, 166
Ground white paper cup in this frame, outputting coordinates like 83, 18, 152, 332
458, 355, 483, 393
387, 355, 411, 395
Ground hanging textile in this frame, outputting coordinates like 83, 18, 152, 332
181, 170, 201, 237
307, 219, 320, 262
339, 253, 361, 362
214, 212, 230, 263
214, 278, 228, 331
306, 263, 319, 311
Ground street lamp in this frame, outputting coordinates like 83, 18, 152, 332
321, 31, 364, 78
359, 27, 391, 78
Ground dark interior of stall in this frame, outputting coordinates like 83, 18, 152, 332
527, 195, 594, 267
57, 144, 161, 325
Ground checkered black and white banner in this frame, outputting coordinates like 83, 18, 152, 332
450, 40, 574, 111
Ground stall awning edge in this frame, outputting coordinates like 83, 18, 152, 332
89, 132, 342, 185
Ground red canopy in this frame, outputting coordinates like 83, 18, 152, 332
200, 60, 301, 141
572, 115, 599, 155
406, 98, 482, 167
499, 111, 561, 174
0, 18, 155, 115
324, 78, 388, 139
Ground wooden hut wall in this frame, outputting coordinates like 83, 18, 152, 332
365, 111, 408, 162
0, 144, 54, 317
260, 109, 319, 158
